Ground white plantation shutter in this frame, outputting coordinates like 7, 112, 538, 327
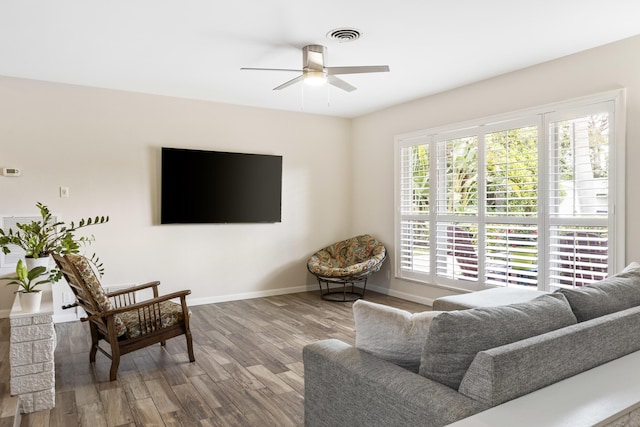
434, 136, 479, 282
485, 223, 538, 287
548, 114, 609, 218
547, 108, 611, 287
548, 226, 608, 286
398, 141, 431, 276
483, 125, 539, 288
395, 93, 621, 290
436, 137, 478, 217
485, 126, 538, 217
399, 220, 429, 273
435, 222, 478, 282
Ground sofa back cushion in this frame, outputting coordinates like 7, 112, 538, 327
418, 293, 577, 390
458, 305, 640, 406
554, 262, 640, 322
353, 300, 441, 373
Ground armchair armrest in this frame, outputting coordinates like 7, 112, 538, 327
110, 289, 190, 315
106, 281, 160, 297
82, 289, 191, 322
303, 339, 488, 427
106, 281, 161, 308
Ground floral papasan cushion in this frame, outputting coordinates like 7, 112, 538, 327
307, 234, 387, 281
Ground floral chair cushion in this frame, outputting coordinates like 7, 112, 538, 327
67, 254, 127, 337
119, 301, 185, 339
307, 234, 387, 280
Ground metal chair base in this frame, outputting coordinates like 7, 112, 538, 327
317, 276, 368, 302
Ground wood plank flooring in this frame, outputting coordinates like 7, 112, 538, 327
0, 291, 429, 427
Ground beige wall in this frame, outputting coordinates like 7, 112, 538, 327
351, 35, 640, 303
2, 34, 639, 315
0, 77, 352, 316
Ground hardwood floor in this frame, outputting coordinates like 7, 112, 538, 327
0, 291, 428, 427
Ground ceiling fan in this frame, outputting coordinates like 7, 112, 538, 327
241, 44, 390, 92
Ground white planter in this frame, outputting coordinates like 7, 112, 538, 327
24, 256, 51, 274
19, 290, 42, 313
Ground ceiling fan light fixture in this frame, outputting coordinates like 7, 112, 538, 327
303, 70, 328, 86
241, 44, 389, 92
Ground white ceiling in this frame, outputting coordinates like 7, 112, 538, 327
1, 1, 640, 118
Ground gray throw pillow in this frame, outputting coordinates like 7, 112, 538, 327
418, 293, 577, 390
554, 262, 640, 322
353, 300, 442, 373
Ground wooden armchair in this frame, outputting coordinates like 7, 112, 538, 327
52, 253, 195, 381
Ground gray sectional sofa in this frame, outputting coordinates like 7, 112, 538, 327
303, 263, 640, 427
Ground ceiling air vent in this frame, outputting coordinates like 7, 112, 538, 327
326, 28, 362, 43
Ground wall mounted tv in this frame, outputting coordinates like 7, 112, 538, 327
161, 147, 282, 224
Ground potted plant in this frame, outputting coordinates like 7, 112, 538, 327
0, 202, 109, 280
5, 259, 51, 312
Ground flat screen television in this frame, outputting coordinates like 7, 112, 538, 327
161, 147, 282, 224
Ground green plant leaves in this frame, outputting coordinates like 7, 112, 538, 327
5, 259, 50, 292
0, 202, 110, 281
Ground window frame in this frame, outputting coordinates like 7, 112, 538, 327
394, 90, 626, 292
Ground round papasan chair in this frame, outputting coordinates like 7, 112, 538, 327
307, 234, 387, 301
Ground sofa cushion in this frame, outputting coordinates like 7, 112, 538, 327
353, 300, 441, 373
458, 305, 640, 406
433, 287, 548, 311
419, 293, 577, 390
554, 262, 640, 322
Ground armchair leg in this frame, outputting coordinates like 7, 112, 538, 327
109, 358, 120, 381
89, 323, 99, 363
185, 330, 195, 362
110, 345, 121, 381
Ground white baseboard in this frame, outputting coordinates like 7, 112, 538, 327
1, 283, 432, 320
186, 282, 434, 308
367, 284, 435, 307
53, 312, 80, 323
188, 284, 317, 306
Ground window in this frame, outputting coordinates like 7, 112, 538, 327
395, 91, 625, 291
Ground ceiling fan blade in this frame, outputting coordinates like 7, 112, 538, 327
241, 67, 302, 72
326, 65, 390, 75
273, 75, 304, 90
328, 76, 357, 92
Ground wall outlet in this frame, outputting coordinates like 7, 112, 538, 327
62, 291, 73, 303
60, 186, 70, 198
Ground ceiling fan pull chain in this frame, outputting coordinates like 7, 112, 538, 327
326, 83, 331, 108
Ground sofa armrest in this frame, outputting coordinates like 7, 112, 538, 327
303, 339, 489, 427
